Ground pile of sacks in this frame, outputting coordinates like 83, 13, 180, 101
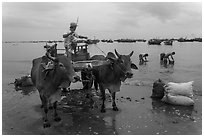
151, 79, 194, 106
162, 81, 194, 106
14, 75, 33, 87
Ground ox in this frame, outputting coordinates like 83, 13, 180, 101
90, 49, 138, 112
31, 54, 79, 128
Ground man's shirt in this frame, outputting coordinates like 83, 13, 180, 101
64, 32, 79, 48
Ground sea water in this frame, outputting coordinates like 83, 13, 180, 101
2, 41, 202, 93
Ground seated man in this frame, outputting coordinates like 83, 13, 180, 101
139, 53, 148, 62
63, 22, 88, 59
43, 43, 57, 71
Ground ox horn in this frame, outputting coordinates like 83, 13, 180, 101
129, 51, 134, 57
115, 49, 121, 58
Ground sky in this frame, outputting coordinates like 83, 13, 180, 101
2, 2, 202, 41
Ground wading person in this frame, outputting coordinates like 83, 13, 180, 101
63, 22, 87, 59
139, 53, 148, 62
160, 53, 166, 61
163, 52, 175, 65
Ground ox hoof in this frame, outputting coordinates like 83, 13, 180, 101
54, 116, 61, 122
43, 122, 51, 128
113, 106, 119, 111
101, 109, 106, 113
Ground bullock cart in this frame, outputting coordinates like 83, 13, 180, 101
29, 43, 137, 127
57, 44, 109, 110
57, 44, 109, 90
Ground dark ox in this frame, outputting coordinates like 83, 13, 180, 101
90, 49, 138, 112
31, 54, 79, 128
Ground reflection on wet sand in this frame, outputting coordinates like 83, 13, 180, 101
151, 98, 194, 121
139, 60, 147, 66
16, 87, 119, 135
57, 92, 119, 135
159, 60, 175, 75
45, 106, 119, 135
15, 86, 37, 95
160, 60, 175, 69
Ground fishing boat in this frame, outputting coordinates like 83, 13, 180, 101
148, 39, 162, 45
164, 40, 173, 45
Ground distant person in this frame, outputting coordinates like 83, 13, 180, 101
163, 52, 175, 65
63, 22, 88, 59
160, 53, 166, 61
139, 53, 148, 62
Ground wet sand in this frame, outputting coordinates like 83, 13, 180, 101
2, 80, 202, 135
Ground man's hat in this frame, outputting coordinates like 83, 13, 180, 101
70, 22, 77, 27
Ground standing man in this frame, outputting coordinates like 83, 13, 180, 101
63, 22, 87, 59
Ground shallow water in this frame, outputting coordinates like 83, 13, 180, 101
88, 41, 202, 92
2, 41, 202, 134
3, 41, 202, 91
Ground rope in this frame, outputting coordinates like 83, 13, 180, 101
93, 44, 107, 56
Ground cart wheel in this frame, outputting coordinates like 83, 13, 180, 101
81, 69, 93, 90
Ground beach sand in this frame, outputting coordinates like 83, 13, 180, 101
2, 80, 202, 135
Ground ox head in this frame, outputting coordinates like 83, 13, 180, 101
44, 43, 57, 57
108, 49, 138, 82
48, 55, 80, 83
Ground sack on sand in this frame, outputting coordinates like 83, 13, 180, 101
151, 79, 165, 99
164, 81, 194, 98
14, 75, 33, 87
162, 94, 194, 106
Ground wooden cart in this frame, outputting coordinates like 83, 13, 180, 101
57, 44, 109, 89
